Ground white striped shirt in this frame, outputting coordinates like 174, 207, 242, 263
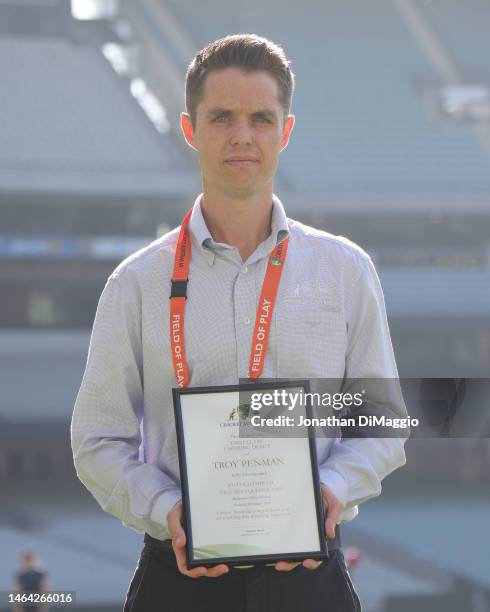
71, 194, 407, 541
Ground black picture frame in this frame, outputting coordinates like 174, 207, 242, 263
172, 380, 328, 568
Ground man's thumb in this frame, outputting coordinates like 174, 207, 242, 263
325, 514, 336, 540
175, 529, 186, 547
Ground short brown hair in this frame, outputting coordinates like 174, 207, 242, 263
185, 33, 295, 127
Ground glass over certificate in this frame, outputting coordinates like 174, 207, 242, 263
172, 381, 327, 568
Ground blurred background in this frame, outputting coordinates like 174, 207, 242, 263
0, 0, 489, 610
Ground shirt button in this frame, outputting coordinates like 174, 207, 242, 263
243, 317, 250, 325
242, 266, 248, 274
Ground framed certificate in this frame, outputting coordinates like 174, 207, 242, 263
172, 380, 327, 568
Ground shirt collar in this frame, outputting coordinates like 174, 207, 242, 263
188, 193, 289, 266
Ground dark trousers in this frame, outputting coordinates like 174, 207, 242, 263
123, 537, 361, 612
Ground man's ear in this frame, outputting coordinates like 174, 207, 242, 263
279, 114, 295, 151
181, 113, 198, 150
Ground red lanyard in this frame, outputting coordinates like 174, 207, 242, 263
169, 209, 289, 387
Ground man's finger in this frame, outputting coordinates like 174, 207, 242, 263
172, 544, 189, 574
204, 564, 229, 578
185, 567, 209, 579
325, 503, 341, 539
167, 502, 229, 578
274, 561, 302, 572
172, 536, 198, 577
302, 558, 322, 570
173, 546, 208, 578
172, 538, 228, 578
167, 506, 186, 546
320, 483, 345, 540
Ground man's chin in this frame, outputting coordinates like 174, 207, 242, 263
225, 187, 257, 199
219, 180, 271, 199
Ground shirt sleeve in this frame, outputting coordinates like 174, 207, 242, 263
71, 273, 181, 540
318, 254, 408, 520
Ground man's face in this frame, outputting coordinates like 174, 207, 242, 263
181, 67, 295, 199
22, 553, 34, 569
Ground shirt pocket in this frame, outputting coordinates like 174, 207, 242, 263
276, 298, 347, 378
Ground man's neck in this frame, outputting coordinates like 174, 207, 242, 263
200, 186, 274, 261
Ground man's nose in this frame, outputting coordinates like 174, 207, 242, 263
230, 121, 253, 145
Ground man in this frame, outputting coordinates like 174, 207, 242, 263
71, 34, 407, 611
14, 550, 48, 612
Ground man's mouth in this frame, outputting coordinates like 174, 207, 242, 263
224, 157, 259, 165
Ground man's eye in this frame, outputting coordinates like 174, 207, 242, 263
213, 115, 228, 123
255, 116, 271, 123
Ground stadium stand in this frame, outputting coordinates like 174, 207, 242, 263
0, 36, 194, 197
414, 0, 490, 73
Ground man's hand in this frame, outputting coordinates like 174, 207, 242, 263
274, 483, 344, 572
167, 500, 229, 578
321, 482, 344, 539
274, 558, 323, 572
